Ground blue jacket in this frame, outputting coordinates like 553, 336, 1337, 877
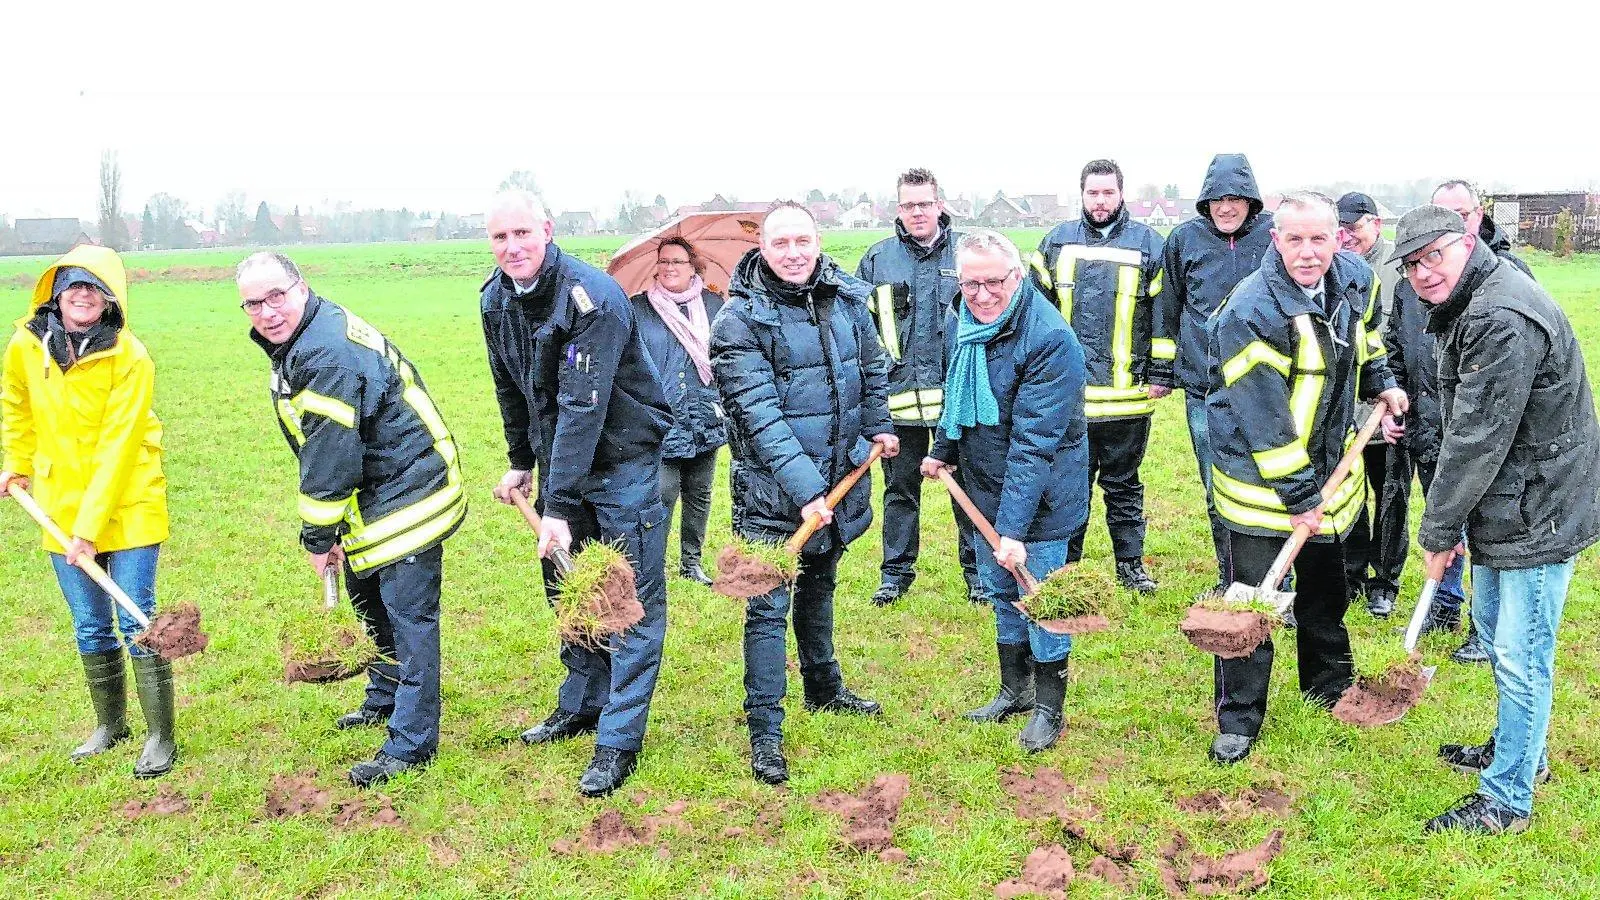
480, 244, 671, 521
930, 285, 1089, 543
629, 288, 727, 460
1158, 153, 1275, 397
856, 214, 961, 426
710, 249, 894, 552
1030, 206, 1167, 420
1206, 248, 1394, 541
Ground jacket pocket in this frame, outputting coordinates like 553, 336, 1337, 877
1471, 468, 1528, 545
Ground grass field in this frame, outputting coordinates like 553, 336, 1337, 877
1, 235, 1598, 899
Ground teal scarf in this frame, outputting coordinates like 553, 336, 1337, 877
939, 292, 1022, 440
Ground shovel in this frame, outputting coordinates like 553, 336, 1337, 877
6, 482, 207, 660
282, 564, 379, 685
936, 467, 1041, 595
784, 443, 885, 555
1221, 404, 1390, 616
507, 491, 576, 577
1329, 551, 1451, 726
507, 490, 642, 647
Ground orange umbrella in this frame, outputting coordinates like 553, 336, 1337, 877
607, 211, 762, 297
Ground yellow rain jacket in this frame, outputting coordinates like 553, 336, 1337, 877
1, 245, 169, 553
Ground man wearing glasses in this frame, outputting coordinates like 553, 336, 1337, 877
856, 168, 983, 608
1030, 159, 1167, 594
237, 251, 465, 788
921, 230, 1088, 752
1156, 154, 1275, 599
1390, 205, 1599, 835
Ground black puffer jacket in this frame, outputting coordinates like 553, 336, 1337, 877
1420, 240, 1600, 569
711, 250, 894, 552
630, 288, 727, 460
1157, 153, 1275, 397
1383, 279, 1444, 464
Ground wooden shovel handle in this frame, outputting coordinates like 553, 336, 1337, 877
507, 490, 574, 577
936, 468, 1039, 595
784, 443, 886, 555
1258, 403, 1391, 590
6, 483, 153, 628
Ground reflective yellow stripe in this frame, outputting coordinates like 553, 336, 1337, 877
1055, 254, 1078, 322
1058, 246, 1143, 265
1085, 385, 1154, 401
344, 475, 463, 553
1029, 250, 1053, 291
299, 492, 353, 526
1086, 398, 1156, 418
1213, 464, 1366, 534
276, 398, 306, 446
873, 284, 901, 363
1151, 337, 1177, 360
1221, 341, 1292, 385
1253, 442, 1311, 480
347, 494, 467, 572
889, 388, 943, 422
291, 390, 356, 428
1147, 268, 1164, 298
1290, 315, 1325, 440
1111, 264, 1139, 389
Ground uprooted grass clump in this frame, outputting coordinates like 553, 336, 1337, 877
1196, 592, 1284, 622
729, 536, 801, 582
1023, 563, 1119, 621
554, 540, 643, 649
1351, 641, 1417, 682
710, 536, 803, 599
281, 604, 382, 684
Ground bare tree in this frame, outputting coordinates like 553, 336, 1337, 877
498, 170, 548, 208
98, 151, 128, 251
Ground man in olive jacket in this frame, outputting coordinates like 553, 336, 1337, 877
1393, 206, 1600, 836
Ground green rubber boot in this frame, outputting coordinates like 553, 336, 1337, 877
72, 649, 131, 761
130, 652, 177, 778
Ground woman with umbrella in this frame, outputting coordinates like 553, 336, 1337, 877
628, 237, 726, 585
0, 245, 177, 778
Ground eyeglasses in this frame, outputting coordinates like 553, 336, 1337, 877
1398, 236, 1464, 276
898, 200, 938, 213
655, 258, 692, 268
240, 279, 300, 315
958, 271, 1016, 296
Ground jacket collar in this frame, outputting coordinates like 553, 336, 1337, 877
894, 212, 953, 258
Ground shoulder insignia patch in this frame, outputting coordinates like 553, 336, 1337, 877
570, 285, 595, 315
344, 311, 387, 353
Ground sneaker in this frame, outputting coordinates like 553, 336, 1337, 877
750, 739, 788, 785
1366, 586, 1397, 618
1115, 560, 1158, 594
1439, 738, 1552, 783
1451, 639, 1491, 665
1423, 792, 1529, 835
1421, 606, 1462, 636
804, 687, 882, 716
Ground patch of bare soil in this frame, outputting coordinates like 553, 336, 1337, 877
810, 774, 910, 853
1157, 829, 1285, 897
263, 773, 332, 818
1175, 787, 1294, 819
551, 800, 691, 855
120, 784, 191, 819
994, 845, 1073, 899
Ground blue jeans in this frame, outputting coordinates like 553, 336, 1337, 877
977, 537, 1073, 663
1471, 559, 1573, 816
744, 546, 844, 742
50, 544, 161, 656
1185, 394, 1231, 586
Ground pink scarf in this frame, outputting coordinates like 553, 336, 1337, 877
645, 273, 714, 385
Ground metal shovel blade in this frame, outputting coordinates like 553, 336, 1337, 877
1222, 581, 1294, 616
1370, 665, 1437, 726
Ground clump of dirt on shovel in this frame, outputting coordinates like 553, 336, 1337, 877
133, 603, 210, 660
554, 541, 643, 649
809, 773, 910, 853
263, 773, 333, 818
1180, 604, 1274, 659
1157, 829, 1285, 897
1332, 656, 1429, 727
282, 610, 381, 685
995, 845, 1073, 899
1022, 564, 1117, 635
711, 537, 799, 599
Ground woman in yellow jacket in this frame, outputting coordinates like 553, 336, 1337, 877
0, 245, 177, 778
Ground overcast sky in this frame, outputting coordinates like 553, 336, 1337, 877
6, 2, 1596, 222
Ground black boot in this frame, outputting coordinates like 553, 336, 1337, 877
750, 739, 789, 785
130, 653, 177, 778
680, 563, 713, 587
1115, 559, 1158, 594
578, 746, 639, 797
962, 643, 1035, 723
73, 649, 131, 761
1019, 656, 1067, 752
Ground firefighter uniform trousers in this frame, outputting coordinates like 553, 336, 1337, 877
344, 546, 444, 764
1067, 417, 1152, 563
542, 471, 669, 753
881, 424, 980, 592
1214, 533, 1356, 738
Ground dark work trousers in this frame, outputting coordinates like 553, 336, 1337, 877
744, 545, 845, 742
879, 423, 980, 592
1067, 416, 1152, 564
1214, 530, 1354, 738
540, 479, 669, 753
345, 544, 444, 764
1185, 394, 1232, 587
1383, 453, 1469, 614
1344, 443, 1403, 596
660, 448, 718, 571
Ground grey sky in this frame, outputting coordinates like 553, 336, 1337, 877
6, 3, 1595, 222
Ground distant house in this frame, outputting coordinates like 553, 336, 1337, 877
185, 220, 221, 248
1126, 198, 1183, 228
409, 218, 440, 241
943, 199, 974, 222
1488, 190, 1600, 252
807, 200, 843, 227
15, 218, 93, 255
976, 194, 1071, 228
554, 211, 597, 236
1020, 194, 1064, 222
838, 201, 878, 229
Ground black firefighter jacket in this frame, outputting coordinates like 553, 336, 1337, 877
856, 214, 960, 428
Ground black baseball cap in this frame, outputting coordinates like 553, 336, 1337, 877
1337, 193, 1379, 226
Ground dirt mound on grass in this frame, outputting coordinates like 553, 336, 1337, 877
994, 845, 1073, 899
263, 773, 332, 818
1175, 787, 1293, 819
134, 603, 209, 660
1157, 829, 1285, 896
1180, 606, 1272, 659
333, 794, 402, 828
1331, 663, 1429, 727
551, 800, 691, 855
1000, 766, 1095, 822
711, 544, 787, 599
120, 784, 191, 818
810, 774, 910, 853
1087, 855, 1132, 889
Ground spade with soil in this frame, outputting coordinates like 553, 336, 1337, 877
282, 566, 381, 685
1184, 405, 1386, 658
710, 443, 883, 600
509, 491, 643, 648
1331, 552, 1447, 726
936, 469, 1106, 634
6, 483, 209, 660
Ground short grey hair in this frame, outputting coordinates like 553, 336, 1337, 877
1274, 191, 1339, 233
1433, 179, 1482, 206
236, 250, 302, 284
488, 189, 549, 224
955, 229, 1021, 272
